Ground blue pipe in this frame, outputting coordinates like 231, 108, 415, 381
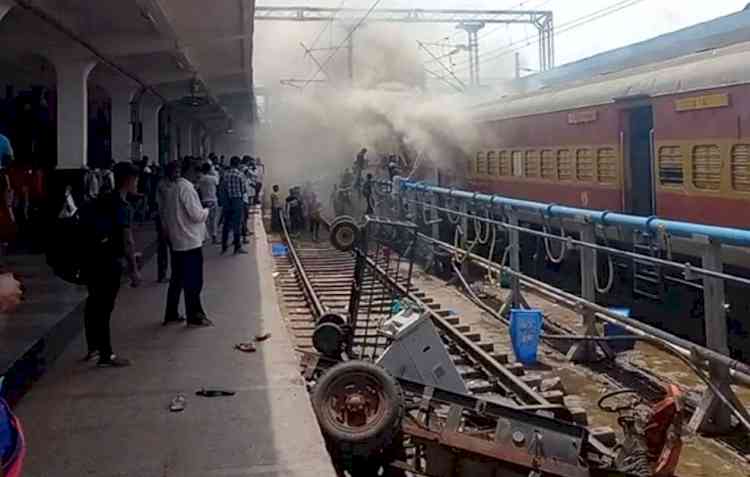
401, 180, 750, 247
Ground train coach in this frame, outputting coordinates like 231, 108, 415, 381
465, 40, 750, 230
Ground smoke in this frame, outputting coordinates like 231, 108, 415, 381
255, 23, 481, 196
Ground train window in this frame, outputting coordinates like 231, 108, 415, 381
524, 150, 540, 178
576, 149, 594, 182
541, 150, 556, 179
658, 146, 684, 186
487, 151, 498, 176
476, 152, 486, 176
499, 150, 512, 176
731, 144, 750, 192
597, 148, 617, 184
557, 149, 572, 181
692, 145, 721, 190
511, 151, 524, 177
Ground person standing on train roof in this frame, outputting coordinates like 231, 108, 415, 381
354, 148, 368, 189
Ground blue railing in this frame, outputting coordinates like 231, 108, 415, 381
401, 180, 750, 247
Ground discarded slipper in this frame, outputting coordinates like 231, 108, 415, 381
169, 395, 186, 412
235, 342, 257, 353
254, 333, 272, 343
196, 388, 236, 397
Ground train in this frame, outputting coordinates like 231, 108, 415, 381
433, 11, 750, 361
466, 42, 750, 229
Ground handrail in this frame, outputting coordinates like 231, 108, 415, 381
399, 180, 750, 247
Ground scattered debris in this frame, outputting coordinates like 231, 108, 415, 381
272, 272, 280, 278
196, 388, 236, 397
235, 342, 257, 353
540, 376, 565, 393
169, 395, 186, 412
255, 333, 272, 342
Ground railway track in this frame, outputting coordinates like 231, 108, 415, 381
272, 219, 596, 427
267, 211, 750, 477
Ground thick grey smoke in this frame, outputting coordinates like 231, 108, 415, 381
255, 23, 481, 196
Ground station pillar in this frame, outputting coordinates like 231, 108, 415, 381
141, 99, 161, 164
178, 120, 193, 158
55, 58, 97, 170
110, 87, 138, 163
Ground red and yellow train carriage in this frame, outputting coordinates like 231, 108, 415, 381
466, 41, 750, 231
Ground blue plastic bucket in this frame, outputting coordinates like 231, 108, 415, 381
271, 244, 288, 257
509, 309, 543, 365
604, 308, 636, 353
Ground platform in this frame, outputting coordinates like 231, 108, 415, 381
0, 223, 157, 402
13, 213, 337, 477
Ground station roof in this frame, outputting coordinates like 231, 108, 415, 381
0, 0, 256, 132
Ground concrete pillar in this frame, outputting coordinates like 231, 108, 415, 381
55, 59, 97, 169
179, 121, 192, 157
110, 87, 137, 162
141, 100, 161, 164
170, 119, 179, 162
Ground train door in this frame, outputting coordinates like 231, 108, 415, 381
627, 106, 655, 216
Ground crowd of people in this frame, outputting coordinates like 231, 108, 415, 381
269, 183, 323, 240
77, 152, 265, 368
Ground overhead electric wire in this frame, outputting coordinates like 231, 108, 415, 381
453, 0, 649, 72
301, 0, 384, 90
307, 0, 349, 52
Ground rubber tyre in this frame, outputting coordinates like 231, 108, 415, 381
312, 360, 404, 457
313, 322, 346, 357
330, 219, 359, 252
330, 215, 355, 228
317, 312, 346, 327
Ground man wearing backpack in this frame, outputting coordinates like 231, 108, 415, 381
83, 162, 141, 367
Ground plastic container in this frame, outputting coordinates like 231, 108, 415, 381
509, 309, 543, 365
604, 308, 636, 353
271, 244, 288, 257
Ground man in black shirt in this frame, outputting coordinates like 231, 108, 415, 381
285, 187, 304, 234
362, 173, 374, 215
83, 162, 140, 367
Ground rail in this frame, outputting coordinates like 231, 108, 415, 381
280, 213, 327, 318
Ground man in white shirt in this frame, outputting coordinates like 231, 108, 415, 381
162, 158, 211, 327
197, 163, 220, 244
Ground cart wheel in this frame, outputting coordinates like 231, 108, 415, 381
317, 312, 346, 327
330, 219, 359, 252
313, 322, 346, 357
312, 360, 404, 457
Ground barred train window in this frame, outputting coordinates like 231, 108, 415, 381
658, 146, 683, 186
524, 150, 540, 178
576, 148, 594, 181
541, 150, 556, 179
692, 145, 721, 190
597, 148, 617, 184
476, 152, 487, 175
499, 151, 512, 176
731, 145, 750, 192
558, 149, 572, 180
487, 151, 498, 176
511, 151, 524, 177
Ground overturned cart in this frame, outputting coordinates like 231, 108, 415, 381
299, 217, 684, 477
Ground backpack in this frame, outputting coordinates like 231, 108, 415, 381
46, 194, 117, 285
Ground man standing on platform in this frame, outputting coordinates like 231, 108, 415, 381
83, 162, 141, 367
220, 156, 248, 255
162, 158, 211, 327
